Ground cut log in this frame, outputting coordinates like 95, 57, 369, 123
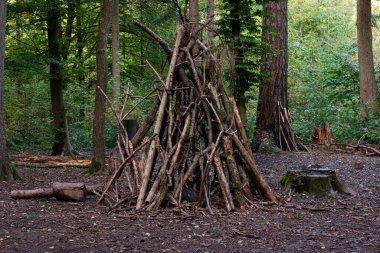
10, 183, 100, 201
52, 182, 86, 201
10, 188, 54, 199
12, 161, 91, 168
11, 155, 91, 168
281, 167, 356, 196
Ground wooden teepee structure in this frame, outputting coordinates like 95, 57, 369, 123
97, 13, 278, 212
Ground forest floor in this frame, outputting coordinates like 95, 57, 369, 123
0, 150, 379, 253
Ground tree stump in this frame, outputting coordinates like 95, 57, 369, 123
311, 122, 334, 145
281, 167, 356, 196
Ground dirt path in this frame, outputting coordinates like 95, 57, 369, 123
1, 151, 379, 252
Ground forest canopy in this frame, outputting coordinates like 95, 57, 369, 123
3, 0, 380, 152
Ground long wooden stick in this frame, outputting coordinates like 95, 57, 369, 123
229, 97, 250, 151
214, 154, 235, 211
97, 134, 156, 204
136, 26, 184, 210
232, 134, 279, 203
168, 114, 191, 175
133, 20, 173, 56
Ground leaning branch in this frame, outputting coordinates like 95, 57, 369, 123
133, 20, 173, 57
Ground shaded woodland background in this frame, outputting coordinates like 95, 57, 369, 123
2, 0, 380, 152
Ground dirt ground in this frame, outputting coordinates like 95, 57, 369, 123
1, 150, 379, 253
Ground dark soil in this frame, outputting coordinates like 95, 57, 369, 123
1, 151, 379, 253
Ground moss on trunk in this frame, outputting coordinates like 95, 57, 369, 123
0, 163, 20, 181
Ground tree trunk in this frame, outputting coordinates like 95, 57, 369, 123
189, 0, 199, 57
253, 0, 302, 152
47, 0, 71, 156
357, 0, 378, 117
60, 0, 78, 157
0, 0, 17, 181
206, 0, 214, 43
62, 0, 76, 61
229, 0, 247, 124
91, 0, 114, 171
76, 0, 85, 119
112, 0, 120, 112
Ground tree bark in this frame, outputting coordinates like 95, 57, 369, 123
189, 0, 199, 57
91, 0, 114, 171
357, 0, 378, 117
229, 0, 247, 124
0, 0, 17, 181
76, 0, 85, 119
47, 0, 75, 156
112, 0, 121, 112
206, 0, 214, 43
253, 0, 302, 152
61, 0, 77, 157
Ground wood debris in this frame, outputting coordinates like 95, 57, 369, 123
96, 16, 279, 212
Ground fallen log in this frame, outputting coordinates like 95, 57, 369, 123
10, 156, 92, 168
12, 161, 91, 168
11, 183, 100, 202
346, 144, 380, 156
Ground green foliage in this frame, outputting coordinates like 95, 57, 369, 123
0, 162, 20, 181
293, 211, 303, 220
4, 0, 176, 151
271, 146, 282, 153
2, 0, 380, 153
288, 0, 380, 144
280, 171, 304, 189
218, 0, 263, 96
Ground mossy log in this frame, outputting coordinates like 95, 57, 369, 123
281, 167, 356, 196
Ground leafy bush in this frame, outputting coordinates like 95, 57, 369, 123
288, 0, 380, 144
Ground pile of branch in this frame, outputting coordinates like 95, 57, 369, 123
11, 155, 91, 168
98, 18, 278, 212
345, 144, 380, 156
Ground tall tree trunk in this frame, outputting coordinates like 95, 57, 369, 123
61, 0, 77, 157
112, 0, 120, 112
253, 0, 302, 152
357, 0, 378, 117
91, 0, 114, 172
205, 0, 214, 42
228, 0, 247, 124
76, 0, 85, 119
204, 0, 214, 77
139, 5, 144, 78
47, 0, 69, 156
189, 0, 199, 56
0, 0, 17, 181
62, 0, 76, 60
